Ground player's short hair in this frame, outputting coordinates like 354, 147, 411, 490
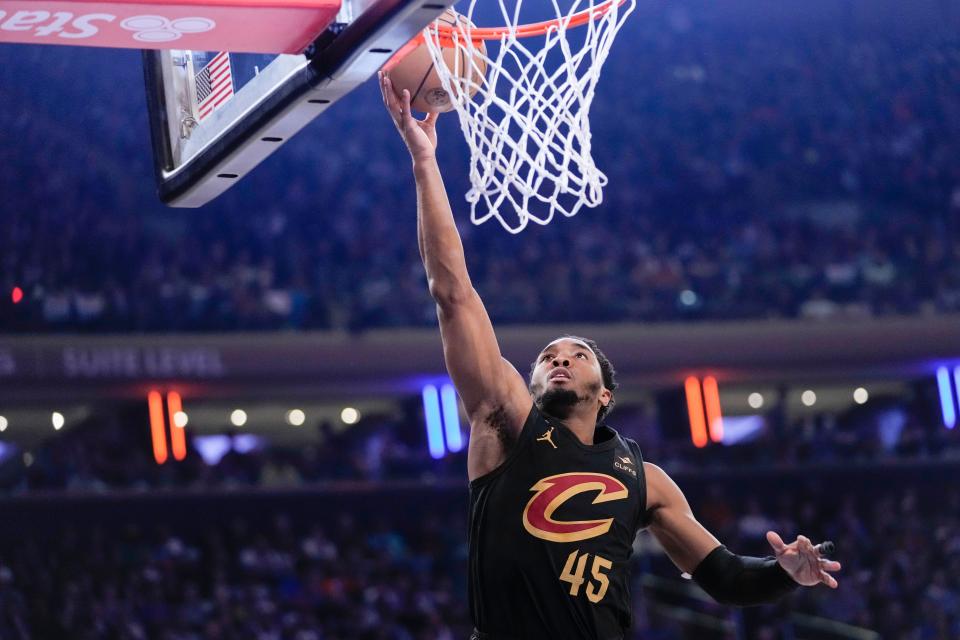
530, 335, 618, 423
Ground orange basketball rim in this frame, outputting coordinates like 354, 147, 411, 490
386, 0, 628, 69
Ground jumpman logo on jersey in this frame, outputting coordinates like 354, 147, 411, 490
537, 427, 558, 449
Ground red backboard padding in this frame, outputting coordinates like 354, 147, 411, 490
0, 0, 341, 53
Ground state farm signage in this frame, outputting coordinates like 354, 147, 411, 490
0, 10, 213, 41
0, 0, 341, 54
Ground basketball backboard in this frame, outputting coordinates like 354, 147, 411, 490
0, 0, 450, 206
142, 0, 455, 207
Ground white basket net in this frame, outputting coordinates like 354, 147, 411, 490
424, 0, 636, 234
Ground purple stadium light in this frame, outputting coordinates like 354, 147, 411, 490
440, 383, 464, 453
936, 366, 956, 429
422, 384, 446, 459
953, 367, 960, 429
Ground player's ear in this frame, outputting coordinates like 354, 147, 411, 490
600, 387, 612, 407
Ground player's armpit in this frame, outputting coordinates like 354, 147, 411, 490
643, 462, 722, 575
435, 287, 532, 439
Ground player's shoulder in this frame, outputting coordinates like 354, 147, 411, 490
641, 461, 671, 485
612, 432, 645, 463
641, 461, 688, 514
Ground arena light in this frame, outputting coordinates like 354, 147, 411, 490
801, 390, 817, 407
440, 383, 464, 453
193, 435, 231, 465
954, 367, 960, 429
148, 390, 168, 465
684, 376, 708, 448
233, 434, 262, 454
853, 387, 869, 405
937, 367, 956, 429
11, 287, 23, 304
286, 409, 306, 426
679, 290, 698, 307
422, 385, 446, 459
230, 409, 248, 427
0, 416, 7, 432
51, 411, 64, 430
0, 443, 11, 465
702, 376, 724, 443
167, 392, 188, 461
747, 393, 764, 410
341, 407, 360, 425
719, 415, 765, 445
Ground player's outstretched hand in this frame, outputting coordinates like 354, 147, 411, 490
766, 531, 841, 589
379, 71, 438, 162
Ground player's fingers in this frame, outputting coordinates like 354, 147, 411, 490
378, 71, 390, 101
820, 559, 842, 572
401, 90, 416, 126
791, 535, 815, 571
802, 538, 822, 577
381, 76, 402, 120
820, 570, 838, 588
766, 531, 787, 553
424, 111, 440, 125
378, 72, 386, 97
380, 78, 394, 113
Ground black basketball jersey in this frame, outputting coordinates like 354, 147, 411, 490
468, 404, 650, 640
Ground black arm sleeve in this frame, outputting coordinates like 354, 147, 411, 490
691, 545, 799, 607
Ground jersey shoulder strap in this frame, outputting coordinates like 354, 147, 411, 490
623, 436, 654, 530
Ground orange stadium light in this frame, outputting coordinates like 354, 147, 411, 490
0, 0, 342, 54
684, 376, 708, 448
702, 376, 724, 443
166, 392, 188, 461
147, 390, 168, 464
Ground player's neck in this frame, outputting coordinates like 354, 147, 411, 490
559, 410, 599, 446
565, 416, 597, 445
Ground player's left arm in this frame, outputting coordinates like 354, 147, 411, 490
643, 462, 842, 607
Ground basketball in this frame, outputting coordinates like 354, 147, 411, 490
386, 9, 487, 114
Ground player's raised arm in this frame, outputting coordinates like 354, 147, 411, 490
643, 462, 841, 607
379, 72, 532, 479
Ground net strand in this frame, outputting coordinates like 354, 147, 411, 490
425, 0, 636, 233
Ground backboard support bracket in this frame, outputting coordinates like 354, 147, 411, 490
144, 0, 455, 207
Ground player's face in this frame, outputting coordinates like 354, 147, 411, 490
529, 338, 609, 418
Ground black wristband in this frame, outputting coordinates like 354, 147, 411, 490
691, 545, 799, 607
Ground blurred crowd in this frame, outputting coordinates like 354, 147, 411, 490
0, 508, 471, 639
2, 391, 958, 638
678, 480, 960, 639
5, 393, 959, 492
0, 468, 956, 638
2, 3, 960, 332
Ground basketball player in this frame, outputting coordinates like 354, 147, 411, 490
379, 72, 841, 640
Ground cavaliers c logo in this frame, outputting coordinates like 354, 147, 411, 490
522, 472, 629, 543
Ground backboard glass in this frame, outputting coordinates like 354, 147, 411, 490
143, 0, 455, 207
